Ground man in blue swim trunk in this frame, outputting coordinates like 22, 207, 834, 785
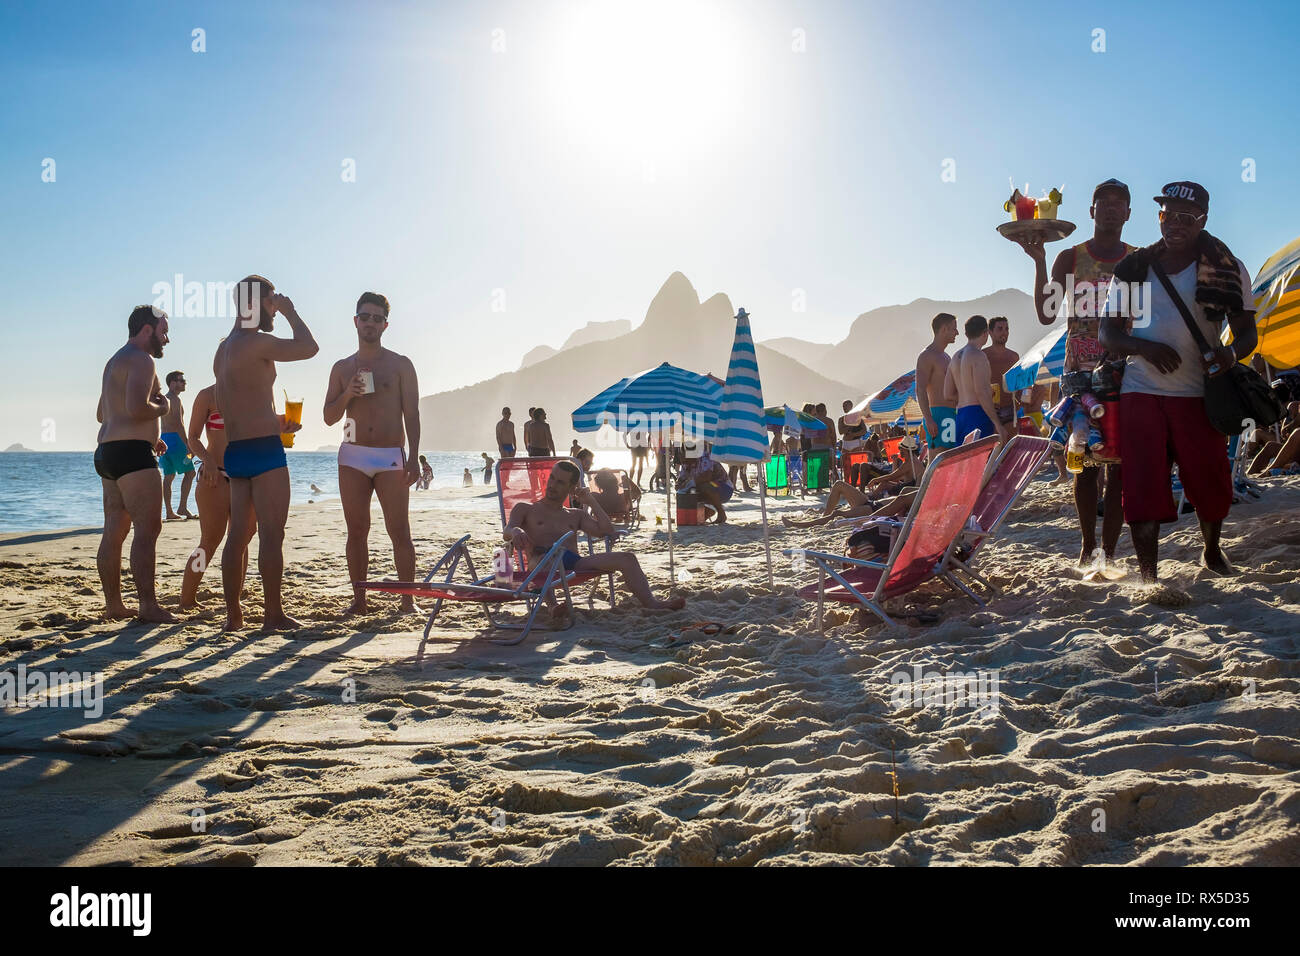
917, 312, 959, 454
504, 460, 685, 611
158, 370, 196, 519
946, 315, 1011, 445
213, 276, 319, 632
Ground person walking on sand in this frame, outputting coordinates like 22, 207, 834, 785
213, 276, 317, 632
946, 316, 1011, 444
504, 460, 685, 611
94, 306, 174, 623
917, 313, 959, 453
1100, 181, 1257, 584
158, 370, 197, 520
1017, 179, 1137, 565
496, 407, 517, 459
179, 383, 256, 609
323, 291, 421, 617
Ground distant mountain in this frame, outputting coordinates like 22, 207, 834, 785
519, 319, 634, 369
420, 273, 859, 451
780, 289, 1044, 392
761, 337, 835, 370
3, 443, 32, 452
315, 444, 339, 452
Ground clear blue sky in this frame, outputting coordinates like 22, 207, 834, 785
3, 0, 1298, 449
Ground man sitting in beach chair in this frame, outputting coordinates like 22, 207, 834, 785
505, 460, 684, 610
781, 436, 922, 529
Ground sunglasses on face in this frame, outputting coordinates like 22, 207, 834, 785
356, 313, 387, 324
1159, 209, 1206, 227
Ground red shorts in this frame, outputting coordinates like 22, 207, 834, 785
1119, 392, 1231, 524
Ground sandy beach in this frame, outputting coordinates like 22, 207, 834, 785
1, 475, 1298, 866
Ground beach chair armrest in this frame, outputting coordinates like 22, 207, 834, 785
782, 548, 888, 570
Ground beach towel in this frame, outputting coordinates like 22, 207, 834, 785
1112, 231, 1244, 315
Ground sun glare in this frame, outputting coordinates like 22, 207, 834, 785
543, 0, 751, 172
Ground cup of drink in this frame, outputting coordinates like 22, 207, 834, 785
281, 397, 303, 448
359, 367, 376, 394
991, 382, 1002, 405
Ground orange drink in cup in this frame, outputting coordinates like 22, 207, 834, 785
281, 395, 303, 448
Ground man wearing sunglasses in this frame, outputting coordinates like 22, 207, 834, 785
324, 292, 423, 616
1100, 181, 1258, 584
214, 276, 319, 632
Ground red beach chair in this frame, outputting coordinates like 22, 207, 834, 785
359, 456, 616, 646
784, 436, 998, 628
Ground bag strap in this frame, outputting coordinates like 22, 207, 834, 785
1150, 260, 1216, 355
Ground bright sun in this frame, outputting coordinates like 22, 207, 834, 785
543, 0, 751, 172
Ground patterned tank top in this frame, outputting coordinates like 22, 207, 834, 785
1064, 240, 1137, 372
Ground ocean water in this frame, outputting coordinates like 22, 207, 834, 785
0, 450, 495, 534
0, 447, 638, 535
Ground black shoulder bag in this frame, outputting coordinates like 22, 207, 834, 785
1149, 261, 1282, 436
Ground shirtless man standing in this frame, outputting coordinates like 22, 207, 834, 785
95, 306, 175, 623
983, 317, 1020, 432
158, 371, 197, 520
496, 407, 517, 459
528, 408, 555, 457
917, 312, 959, 454
323, 292, 422, 616
946, 316, 1011, 444
504, 461, 685, 610
213, 276, 318, 631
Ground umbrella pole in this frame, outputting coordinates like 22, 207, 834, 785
666, 440, 675, 586
758, 463, 773, 588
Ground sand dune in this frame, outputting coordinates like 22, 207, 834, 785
1, 476, 1298, 866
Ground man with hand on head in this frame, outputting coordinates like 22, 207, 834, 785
213, 275, 318, 632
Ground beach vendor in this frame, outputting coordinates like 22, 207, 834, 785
1099, 181, 1257, 583
1016, 178, 1137, 565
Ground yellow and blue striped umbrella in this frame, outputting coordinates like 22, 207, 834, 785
1252, 236, 1300, 369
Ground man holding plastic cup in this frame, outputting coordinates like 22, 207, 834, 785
324, 292, 423, 616
213, 276, 319, 632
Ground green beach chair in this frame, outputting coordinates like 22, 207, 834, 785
765, 455, 789, 495
804, 448, 832, 492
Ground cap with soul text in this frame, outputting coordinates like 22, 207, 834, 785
1153, 181, 1209, 213
1092, 178, 1130, 202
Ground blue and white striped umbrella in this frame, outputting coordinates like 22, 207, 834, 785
571, 362, 722, 439
1003, 324, 1068, 393
713, 309, 768, 462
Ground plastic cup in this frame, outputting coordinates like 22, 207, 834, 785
282, 399, 303, 448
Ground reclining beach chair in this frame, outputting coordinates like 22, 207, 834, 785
838, 436, 1055, 598
358, 457, 616, 646
765, 454, 790, 496
803, 448, 832, 492
783, 436, 997, 629
359, 530, 597, 646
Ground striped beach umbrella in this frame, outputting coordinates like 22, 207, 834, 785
571, 362, 722, 440
714, 308, 774, 585
1003, 324, 1068, 392
572, 362, 723, 586
762, 404, 826, 432
845, 369, 923, 425
1251, 236, 1300, 369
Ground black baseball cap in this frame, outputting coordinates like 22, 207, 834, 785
1153, 181, 1209, 213
1092, 178, 1130, 202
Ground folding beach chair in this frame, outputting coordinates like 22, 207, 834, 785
359, 530, 597, 646
765, 454, 789, 496
804, 448, 832, 492
358, 457, 617, 646
783, 436, 998, 629
591, 468, 642, 528
838, 436, 1055, 598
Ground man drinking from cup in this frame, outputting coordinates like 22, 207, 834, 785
324, 292, 423, 616
214, 275, 318, 632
